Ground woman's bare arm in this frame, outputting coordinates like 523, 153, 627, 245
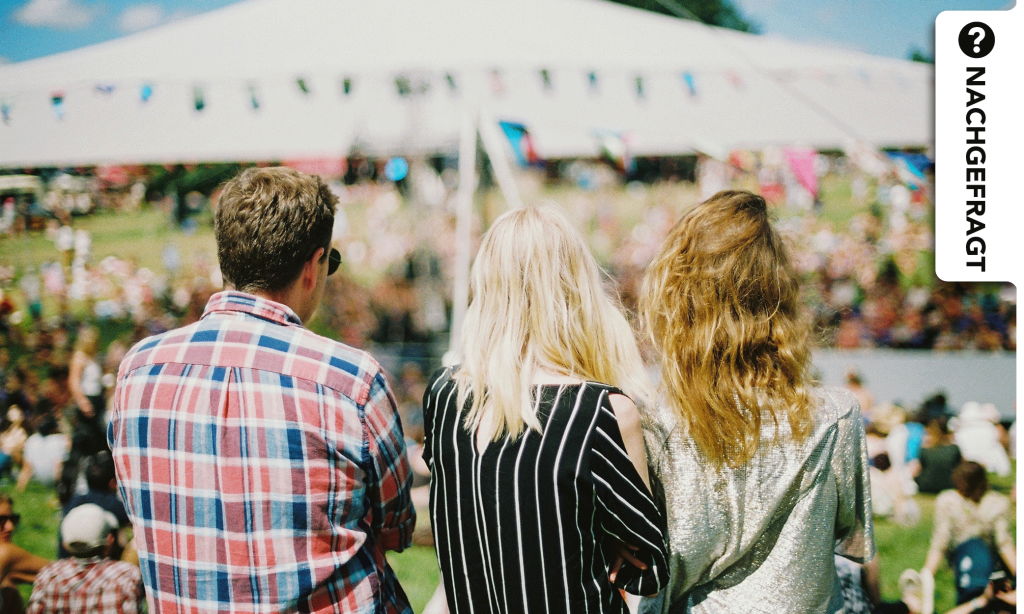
69, 351, 94, 417
608, 393, 650, 492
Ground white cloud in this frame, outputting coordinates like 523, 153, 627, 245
0, 57, 10, 65
13, 0, 98, 29
118, 3, 165, 33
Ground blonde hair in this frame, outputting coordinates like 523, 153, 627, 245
454, 205, 651, 442
640, 190, 813, 468
75, 326, 99, 356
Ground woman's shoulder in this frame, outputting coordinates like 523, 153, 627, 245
638, 404, 687, 474
813, 386, 863, 427
427, 365, 454, 385
423, 366, 458, 411
426, 365, 460, 394
934, 489, 966, 511
538, 380, 626, 409
815, 385, 859, 412
980, 490, 1011, 513
639, 403, 679, 440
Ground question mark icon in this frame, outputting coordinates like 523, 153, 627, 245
959, 22, 994, 58
969, 26, 985, 53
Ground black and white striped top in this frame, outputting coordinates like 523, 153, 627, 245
423, 368, 668, 614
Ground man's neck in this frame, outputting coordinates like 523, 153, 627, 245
243, 287, 308, 324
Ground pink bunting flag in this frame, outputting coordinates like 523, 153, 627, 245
783, 147, 819, 197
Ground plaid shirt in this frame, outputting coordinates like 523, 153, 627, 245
110, 291, 415, 614
27, 557, 144, 614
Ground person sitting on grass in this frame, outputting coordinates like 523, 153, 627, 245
922, 461, 1016, 606
943, 580, 1015, 614
0, 494, 50, 614
26, 503, 144, 614
0, 408, 29, 483
14, 415, 68, 493
57, 452, 132, 563
911, 416, 962, 495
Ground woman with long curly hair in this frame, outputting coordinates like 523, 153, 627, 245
423, 204, 667, 614
638, 190, 875, 614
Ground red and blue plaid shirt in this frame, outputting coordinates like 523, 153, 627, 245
27, 557, 144, 614
110, 291, 415, 614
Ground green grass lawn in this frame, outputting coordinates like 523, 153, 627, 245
5, 464, 1013, 612
0, 208, 217, 275
4, 479, 443, 611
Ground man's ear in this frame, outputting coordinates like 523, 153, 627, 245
303, 247, 325, 290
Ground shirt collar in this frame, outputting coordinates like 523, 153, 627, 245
201, 291, 303, 327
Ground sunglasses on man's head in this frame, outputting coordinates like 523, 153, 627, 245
0, 514, 20, 528
327, 247, 341, 276
313, 246, 342, 276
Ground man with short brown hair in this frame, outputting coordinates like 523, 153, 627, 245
110, 167, 415, 614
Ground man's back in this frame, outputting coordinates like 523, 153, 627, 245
110, 291, 414, 614
26, 557, 143, 614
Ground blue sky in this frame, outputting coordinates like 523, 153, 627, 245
0, 0, 1015, 64
733, 0, 1013, 59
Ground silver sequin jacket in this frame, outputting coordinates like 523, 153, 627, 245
640, 387, 875, 614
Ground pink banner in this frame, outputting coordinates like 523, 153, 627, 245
784, 147, 818, 197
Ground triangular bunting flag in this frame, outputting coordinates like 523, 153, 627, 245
51, 91, 65, 120
683, 72, 697, 97
499, 121, 540, 167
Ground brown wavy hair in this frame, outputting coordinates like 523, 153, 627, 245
640, 190, 813, 468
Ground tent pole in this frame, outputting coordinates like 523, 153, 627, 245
477, 108, 524, 210
447, 108, 478, 361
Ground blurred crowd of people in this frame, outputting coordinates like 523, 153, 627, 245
839, 368, 1016, 614
0, 158, 1016, 613
1, 157, 1018, 364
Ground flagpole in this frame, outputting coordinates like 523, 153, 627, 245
477, 107, 524, 210
447, 107, 478, 363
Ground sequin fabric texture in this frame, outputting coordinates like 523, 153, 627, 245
639, 387, 875, 614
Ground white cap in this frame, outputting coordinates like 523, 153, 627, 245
61, 504, 118, 556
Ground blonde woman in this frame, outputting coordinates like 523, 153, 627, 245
423, 205, 668, 614
69, 327, 103, 422
65, 326, 108, 504
638, 191, 874, 614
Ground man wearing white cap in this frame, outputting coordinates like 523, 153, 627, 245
26, 504, 144, 614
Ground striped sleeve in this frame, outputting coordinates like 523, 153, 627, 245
590, 395, 668, 596
421, 368, 450, 468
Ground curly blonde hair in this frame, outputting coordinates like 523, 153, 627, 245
640, 190, 813, 468
454, 204, 652, 442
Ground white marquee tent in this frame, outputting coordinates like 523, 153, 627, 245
0, 0, 932, 167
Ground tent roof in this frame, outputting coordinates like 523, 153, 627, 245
0, 0, 932, 166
